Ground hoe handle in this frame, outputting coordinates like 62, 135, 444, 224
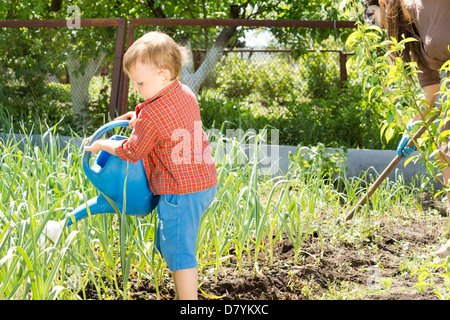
345, 116, 438, 222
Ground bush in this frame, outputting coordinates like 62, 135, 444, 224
298, 51, 340, 99
0, 75, 113, 136
252, 56, 301, 102
273, 85, 391, 149
215, 54, 256, 99
214, 53, 301, 102
199, 83, 395, 150
0, 81, 74, 134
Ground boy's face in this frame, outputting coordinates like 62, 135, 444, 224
128, 61, 171, 100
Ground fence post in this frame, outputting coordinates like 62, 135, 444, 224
109, 18, 128, 119
115, 20, 138, 115
113, 18, 357, 115
339, 51, 348, 89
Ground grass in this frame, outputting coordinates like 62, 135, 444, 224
0, 122, 449, 300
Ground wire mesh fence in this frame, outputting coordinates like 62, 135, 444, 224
0, 19, 125, 135
1, 18, 361, 146
124, 20, 357, 146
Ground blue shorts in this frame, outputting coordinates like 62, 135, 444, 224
155, 184, 218, 271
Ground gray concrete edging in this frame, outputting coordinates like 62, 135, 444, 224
210, 142, 436, 186
0, 132, 437, 188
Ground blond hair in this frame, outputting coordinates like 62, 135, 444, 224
123, 31, 190, 80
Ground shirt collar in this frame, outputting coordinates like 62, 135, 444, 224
135, 79, 180, 113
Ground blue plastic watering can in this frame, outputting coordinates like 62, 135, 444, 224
66, 120, 159, 226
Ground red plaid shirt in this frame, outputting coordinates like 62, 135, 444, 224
115, 79, 217, 195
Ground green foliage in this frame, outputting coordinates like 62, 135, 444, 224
215, 54, 256, 99
214, 53, 301, 101
200, 91, 386, 149
255, 56, 300, 101
0, 27, 58, 95
413, 257, 450, 299
201, 56, 388, 149
0, 76, 113, 136
346, 21, 450, 192
276, 85, 388, 148
299, 51, 340, 99
84, 75, 112, 131
289, 142, 348, 181
0, 81, 73, 135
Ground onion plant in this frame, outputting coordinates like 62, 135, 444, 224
0, 115, 432, 299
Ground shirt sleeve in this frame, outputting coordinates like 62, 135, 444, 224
416, 59, 442, 88
114, 109, 158, 163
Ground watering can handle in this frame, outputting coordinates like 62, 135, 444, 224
82, 120, 131, 175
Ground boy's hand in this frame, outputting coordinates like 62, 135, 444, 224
84, 138, 104, 155
84, 138, 121, 156
115, 111, 137, 128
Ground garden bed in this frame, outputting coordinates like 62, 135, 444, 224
79, 191, 448, 301
1, 131, 449, 301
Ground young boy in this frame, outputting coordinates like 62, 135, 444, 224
84, 31, 218, 300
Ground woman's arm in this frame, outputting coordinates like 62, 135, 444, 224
412, 83, 441, 123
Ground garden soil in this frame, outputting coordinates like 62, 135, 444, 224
81, 192, 448, 300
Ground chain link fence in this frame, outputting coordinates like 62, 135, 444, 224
1, 19, 372, 147
0, 19, 124, 135
125, 20, 362, 147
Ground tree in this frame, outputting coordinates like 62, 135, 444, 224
139, 0, 351, 94
266, 0, 354, 54
0, 1, 140, 119
0, 0, 351, 118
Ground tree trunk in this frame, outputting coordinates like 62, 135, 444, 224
50, 0, 63, 12
67, 51, 106, 119
144, 3, 241, 95
182, 25, 237, 94
181, 5, 240, 94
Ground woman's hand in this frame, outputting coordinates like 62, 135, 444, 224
115, 111, 137, 128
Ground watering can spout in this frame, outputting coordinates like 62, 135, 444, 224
66, 195, 115, 227
61, 120, 158, 228
44, 196, 114, 243
45, 120, 159, 242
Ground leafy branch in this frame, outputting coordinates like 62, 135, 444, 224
346, 20, 450, 191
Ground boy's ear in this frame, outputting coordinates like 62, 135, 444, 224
158, 69, 172, 83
